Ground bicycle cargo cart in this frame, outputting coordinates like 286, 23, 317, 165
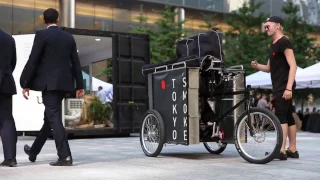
139, 30, 283, 164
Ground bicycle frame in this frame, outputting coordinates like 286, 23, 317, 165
210, 85, 255, 136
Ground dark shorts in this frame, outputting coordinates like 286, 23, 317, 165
274, 92, 295, 126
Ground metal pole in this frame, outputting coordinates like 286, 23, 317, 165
174, 7, 185, 29
59, 0, 75, 28
174, 7, 185, 37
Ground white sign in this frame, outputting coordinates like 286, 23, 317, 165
12, 34, 45, 131
170, 76, 188, 141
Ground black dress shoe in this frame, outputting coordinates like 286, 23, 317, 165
286, 148, 299, 159
49, 156, 73, 166
278, 151, 287, 160
0, 159, 17, 167
24, 144, 37, 162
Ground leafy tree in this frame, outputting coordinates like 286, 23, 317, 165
96, 59, 112, 82
97, 5, 186, 81
199, 12, 219, 30
281, 1, 319, 68
129, 5, 155, 37
223, 0, 269, 75
281, 1, 320, 102
131, 4, 186, 63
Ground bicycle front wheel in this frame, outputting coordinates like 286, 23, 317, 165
234, 107, 283, 164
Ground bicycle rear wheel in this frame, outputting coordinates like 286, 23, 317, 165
234, 107, 283, 164
140, 109, 165, 157
203, 142, 227, 154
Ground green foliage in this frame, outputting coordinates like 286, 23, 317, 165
223, 0, 269, 75
106, 60, 112, 82
199, 13, 218, 30
88, 96, 112, 124
131, 4, 186, 63
96, 60, 112, 82
281, 1, 319, 68
280, 1, 320, 101
225, 0, 267, 32
96, 0, 320, 102
130, 5, 155, 36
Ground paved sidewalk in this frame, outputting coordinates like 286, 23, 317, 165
0, 131, 319, 180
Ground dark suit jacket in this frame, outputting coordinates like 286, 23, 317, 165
0, 29, 17, 95
20, 26, 83, 92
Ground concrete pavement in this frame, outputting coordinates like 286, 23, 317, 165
0, 131, 319, 180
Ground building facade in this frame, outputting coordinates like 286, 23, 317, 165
0, 0, 229, 35
1, 0, 320, 35
254, 0, 320, 26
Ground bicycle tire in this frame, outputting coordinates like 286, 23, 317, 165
234, 107, 283, 164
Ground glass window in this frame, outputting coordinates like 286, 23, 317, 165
269, 0, 287, 17
185, 0, 199, 7
35, 0, 59, 31
93, 1, 113, 31
76, 1, 95, 29
146, 9, 161, 25
143, 0, 166, 3
185, 13, 194, 30
74, 34, 112, 93
167, 0, 183, 6
132, 3, 163, 29
113, 8, 130, 32
214, 0, 225, 12
81, 66, 91, 94
91, 59, 113, 103
13, 0, 36, 34
0, 0, 13, 34
199, 0, 214, 11
130, 4, 148, 32
92, 60, 108, 85
254, 0, 270, 16
130, 4, 145, 24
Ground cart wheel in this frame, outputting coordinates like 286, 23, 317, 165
203, 128, 227, 154
140, 109, 165, 157
203, 142, 227, 154
234, 107, 283, 164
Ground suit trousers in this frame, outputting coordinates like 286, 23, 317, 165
0, 94, 17, 160
30, 90, 71, 158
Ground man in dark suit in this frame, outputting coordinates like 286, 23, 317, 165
0, 29, 18, 167
20, 8, 84, 166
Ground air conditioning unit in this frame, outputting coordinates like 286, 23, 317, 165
64, 98, 84, 127
66, 98, 84, 111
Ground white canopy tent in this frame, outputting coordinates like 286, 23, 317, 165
245, 71, 270, 88
82, 72, 113, 102
82, 72, 113, 92
246, 66, 304, 89
295, 62, 320, 88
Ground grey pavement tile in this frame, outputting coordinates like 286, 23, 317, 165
0, 131, 319, 179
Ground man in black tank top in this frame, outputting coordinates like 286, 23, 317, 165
251, 16, 299, 160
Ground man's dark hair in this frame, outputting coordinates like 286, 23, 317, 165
98, 86, 103, 89
43, 8, 59, 24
